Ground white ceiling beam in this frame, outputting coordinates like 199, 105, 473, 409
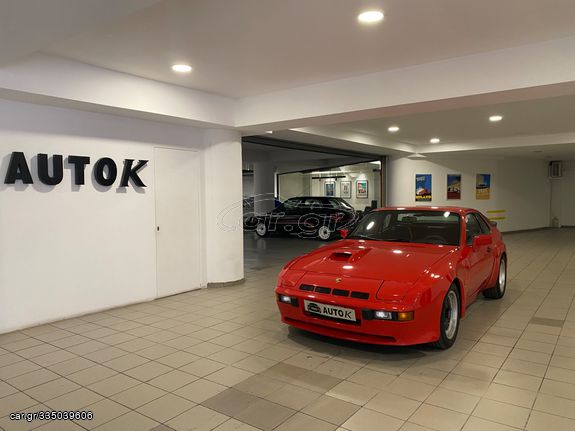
0, 53, 236, 128
236, 36, 575, 129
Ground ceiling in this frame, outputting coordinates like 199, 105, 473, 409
263, 94, 575, 160
44, 0, 575, 98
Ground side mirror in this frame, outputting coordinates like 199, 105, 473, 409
489, 220, 498, 227
472, 234, 492, 248
340, 229, 349, 239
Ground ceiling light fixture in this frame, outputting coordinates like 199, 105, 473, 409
358, 10, 384, 24
429, 138, 440, 144
489, 114, 503, 122
171, 64, 192, 73
388, 125, 400, 133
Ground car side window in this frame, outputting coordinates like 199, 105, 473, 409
475, 213, 492, 234
465, 214, 482, 245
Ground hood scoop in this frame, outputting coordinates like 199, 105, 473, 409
328, 248, 371, 262
329, 252, 353, 261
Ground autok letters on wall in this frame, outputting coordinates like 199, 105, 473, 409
3, 152, 148, 188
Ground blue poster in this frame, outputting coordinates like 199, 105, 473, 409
415, 174, 432, 201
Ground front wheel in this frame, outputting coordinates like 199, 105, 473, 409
483, 256, 507, 299
432, 285, 460, 349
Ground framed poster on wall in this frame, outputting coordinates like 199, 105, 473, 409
415, 174, 432, 201
356, 180, 368, 198
447, 174, 461, 200
340, 181, 351, 199
476, 174, 491, 200
325, 182, 335, 197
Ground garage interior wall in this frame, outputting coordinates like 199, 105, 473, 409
550, 160, 575, 226
388, 156, 550, 232
0, 99, 243, 334
279, 163, 381, 210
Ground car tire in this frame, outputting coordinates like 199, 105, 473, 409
432, 284, 460, 350
255, 222, 268, 237
483, 255, 507, 299
317, 225, 333, 241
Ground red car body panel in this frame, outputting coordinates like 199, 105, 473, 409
275, 206, 506, 346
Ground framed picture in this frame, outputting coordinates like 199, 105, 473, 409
356, 180, 368, 198
415, 174, 432, 201
447, 174, 461, 200
476, 174, 491, 200
340, 181, 351, 199
325, 182, 335, 197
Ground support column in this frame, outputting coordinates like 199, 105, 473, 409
203, 129, 244, 284
253, 161, 276, 215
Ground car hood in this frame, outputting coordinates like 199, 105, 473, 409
290, 240, 456, 283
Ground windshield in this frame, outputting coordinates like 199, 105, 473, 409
348, 210, 461, 245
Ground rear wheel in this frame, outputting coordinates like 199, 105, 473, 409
317, 225, 333, 241
255, 222, 268, 237
483, 256, 506, 299
432, 284, 460, 349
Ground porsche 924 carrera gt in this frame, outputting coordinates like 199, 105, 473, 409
275, 207, 507, 349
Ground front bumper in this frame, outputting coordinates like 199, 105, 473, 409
276, 288, 439, 346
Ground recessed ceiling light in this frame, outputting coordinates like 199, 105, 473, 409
489, 114, 503, 122
429, 138, 440, 144
171, 64, 192, 73
388, 125, 400, 133
265, 131, 273, 134
358, 10, 384, 24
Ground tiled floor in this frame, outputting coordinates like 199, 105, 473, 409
2, 229, 575, 431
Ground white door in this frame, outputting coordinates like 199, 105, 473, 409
154, 147, 202, 297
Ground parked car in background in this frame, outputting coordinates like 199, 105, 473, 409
247, 196, 361, 240
275, 207, 507, 349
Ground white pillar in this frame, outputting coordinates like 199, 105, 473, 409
203, 129, 244, 284
253, 161, 276, 214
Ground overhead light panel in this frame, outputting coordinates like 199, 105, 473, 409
358, 10, 384, 24
388, 125, 400, 133
489, 115, 503, 122
429, 138, 440, 144
171, 64, 192, 73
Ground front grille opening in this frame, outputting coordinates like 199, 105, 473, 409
332, 289, 350, 297
315, 286, 331, 294
351, 291, 370, 300
299, 284, 314, 291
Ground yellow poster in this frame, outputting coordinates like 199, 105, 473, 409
476, 174, 491, 200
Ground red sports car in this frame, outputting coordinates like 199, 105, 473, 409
275, 207, 507, 349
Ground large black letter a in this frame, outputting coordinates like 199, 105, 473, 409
4, 152, 33, 184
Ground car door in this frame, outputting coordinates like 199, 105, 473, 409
462, 213, 494, 295
271, 198, 301, 233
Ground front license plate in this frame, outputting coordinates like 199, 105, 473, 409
304, 300, 356, 322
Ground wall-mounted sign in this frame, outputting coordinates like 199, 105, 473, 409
340, 181, 351, 199
447, 174, 461, 200
324, 182, 335, 197
415, 174, 432, 201
476, 173, 491, 200
3, 152, 148, 188
356, 180, 368, 199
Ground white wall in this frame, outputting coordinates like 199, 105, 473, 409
550, 160, 575, 226
0, 99, 243, 333
279, 163, 380, 210
388, 156, 550, 232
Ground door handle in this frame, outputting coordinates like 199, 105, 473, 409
487, 246, 492, 252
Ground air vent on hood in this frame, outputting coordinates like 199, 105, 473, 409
329, 252, 353, 261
